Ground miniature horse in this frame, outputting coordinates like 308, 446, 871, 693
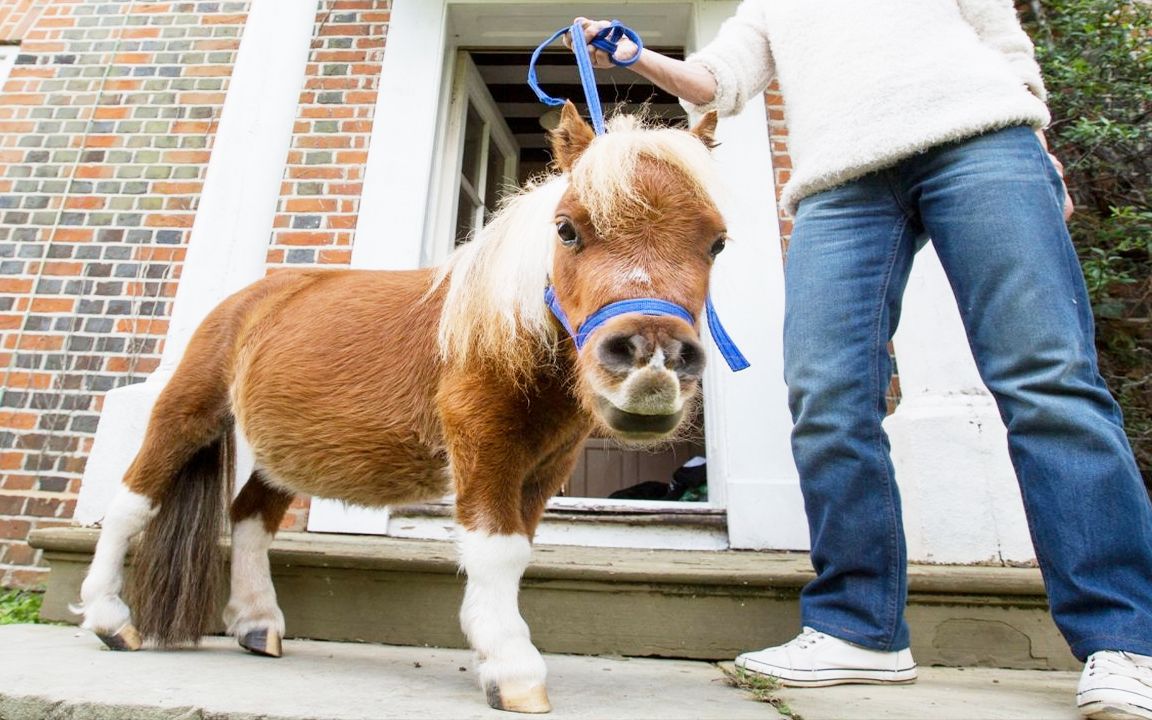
74, 102, 727, 714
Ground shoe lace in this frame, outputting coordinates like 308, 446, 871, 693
1087, 652, 1152, 685
785, 627, 827, 650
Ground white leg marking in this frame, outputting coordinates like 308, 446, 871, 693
457, 527, 547, 691
71, 488, 157, 633
223, 517, 285, 637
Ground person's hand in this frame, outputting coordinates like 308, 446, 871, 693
1036, 130, 1074, 220
561, 17, 640, 69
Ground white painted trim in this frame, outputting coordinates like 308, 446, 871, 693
0, 45, 18, 90
313, 507, 728, 550
159, 0, 322, 374
75, 0, 320, 523
425, 51, 520, 266
306, 498, 391, 535
690, 2, 802, 549
349, 0, 449, 270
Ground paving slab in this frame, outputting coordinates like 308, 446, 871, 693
776, 665, 1082, 720
0, 625, 1086, 720
0, 624, 779, 720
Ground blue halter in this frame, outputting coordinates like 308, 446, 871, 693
529, 22, 750, 373
545, 288, 750, 373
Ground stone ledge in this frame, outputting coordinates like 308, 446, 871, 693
29, 526, 1045, 594
29, 526, 1076, 670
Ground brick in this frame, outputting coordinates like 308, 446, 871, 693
0, 495, 26, 515
0, 519, 32, 540
275, 231, 331, 246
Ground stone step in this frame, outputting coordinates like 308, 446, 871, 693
29, 527, 1078, 671
0, 624, 1086, 720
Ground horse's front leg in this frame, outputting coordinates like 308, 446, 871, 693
451, 431, 589, 714
456, 519, 548, 713
442, 366, 590, 714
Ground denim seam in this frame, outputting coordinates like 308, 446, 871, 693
884, 167, 918, 225
871, 210, 910, 652
1026, 132, 1072, 224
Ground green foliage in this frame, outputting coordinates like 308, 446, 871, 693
0, 589, 43, 625
1024, 0, 1152, 490
720, 665, 800, 718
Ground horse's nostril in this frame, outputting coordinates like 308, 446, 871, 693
674, 339, 706, 376
598, 333, 644, 371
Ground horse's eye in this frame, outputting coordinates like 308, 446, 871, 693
556, 218, 580, 248
710, 235, 727, 257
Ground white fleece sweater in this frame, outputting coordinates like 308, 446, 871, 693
685, 0, 1051, 212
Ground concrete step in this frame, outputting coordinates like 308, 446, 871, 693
0, 624, 777, 720
29, 527, 1078, 671
774, 665, 1080, 720
0, 624, 1084, 720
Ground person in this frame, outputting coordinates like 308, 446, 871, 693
567, 3, 1152, 718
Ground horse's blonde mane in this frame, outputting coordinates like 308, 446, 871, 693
435, 113, 723, 380
569, 114, 723, 234
434, 174, 567, 379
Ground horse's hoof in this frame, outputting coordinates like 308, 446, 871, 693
485, 681, 551, 713
239, 628, 282, 658
97, 624, 142, 652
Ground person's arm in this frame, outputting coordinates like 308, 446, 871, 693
955, 0, 1047, 101
957, 0, 1071, 218
565, 3, 774, 117
563, 19, 716, 106
1034, 128, 1075, 219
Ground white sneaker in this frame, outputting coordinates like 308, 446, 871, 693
735, 627, 918, 687
1078, 651, 1152, 719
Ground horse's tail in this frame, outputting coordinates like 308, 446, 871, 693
125, 423, 235, 647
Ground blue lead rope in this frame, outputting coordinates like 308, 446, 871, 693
531, 23, 750, 372
528, 20, 643, 136
705, 298, 750, 371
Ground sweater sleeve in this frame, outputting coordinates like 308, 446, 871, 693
680, 0, 775, 117
956, 0, 1048, 102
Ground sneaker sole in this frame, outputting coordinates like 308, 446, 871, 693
1079, 700, 1152, 720
736, 656, 918, 688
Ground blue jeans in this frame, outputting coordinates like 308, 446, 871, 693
783, 125, 1152, 661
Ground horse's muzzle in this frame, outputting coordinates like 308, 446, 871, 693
593, 324, 706, 381
594, 396, 684, 437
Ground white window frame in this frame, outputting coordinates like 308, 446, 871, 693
428, 51, 519, 264
323, 0, 804, 550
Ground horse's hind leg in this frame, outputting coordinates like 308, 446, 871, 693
75, 388, 230, 648
73, 485, 158, 650
75, 312, 236, 649
224, 471, 295, 658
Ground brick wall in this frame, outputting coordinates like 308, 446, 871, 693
267, 1, 386, 274
265, 1, 389, 530
0, 0, 44, 43
0, 0, 251, 587
0, 0, 394, 585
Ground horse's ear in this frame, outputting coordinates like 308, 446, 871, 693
550, 101, 596, 172
690, 111, 719, 150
